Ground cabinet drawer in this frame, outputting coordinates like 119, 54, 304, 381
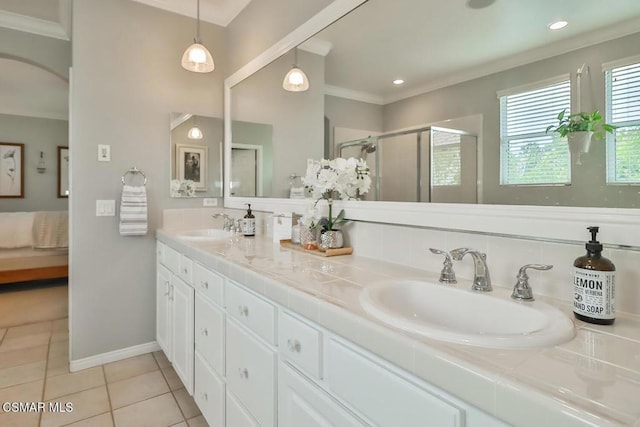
193, 263, 224, 306
163, 244, 180, 274
226, 391, 259, 427
156, 241, 165, 264
278, 310, 322, 379
326, 338, 462, 427
226, 281, 276, 345
178, 255, 193, 284
195, 294, 224, 375
226, 319, 276, 427
194, 352, 224, 427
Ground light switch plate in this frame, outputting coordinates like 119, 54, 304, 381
203, 198, 218, 207
98, 145, 111, 162
96, 200, 115, 216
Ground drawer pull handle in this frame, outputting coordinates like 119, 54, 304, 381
164, 281, 170, 296
238, 306, 249, 317
201, 392, 208, 401
202, 328, 208, 336
202, 281, 209, 290
287, 339, 301, 353
183, 268, 188, 274
238, 368, 249, 379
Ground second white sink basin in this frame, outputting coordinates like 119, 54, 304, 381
177, 229, 233, 241
360, 280, 575, 349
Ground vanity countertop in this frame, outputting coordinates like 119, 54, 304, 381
157, 230, 640, 427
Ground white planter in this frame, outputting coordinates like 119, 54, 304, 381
567, 131, 593, 165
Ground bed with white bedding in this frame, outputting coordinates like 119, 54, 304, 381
0, 211, 68, 284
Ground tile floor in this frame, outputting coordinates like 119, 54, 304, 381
0, 318, 207, 427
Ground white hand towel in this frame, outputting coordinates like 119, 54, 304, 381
119, 185, 148, 236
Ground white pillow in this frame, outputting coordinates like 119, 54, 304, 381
0, 212, 35, 248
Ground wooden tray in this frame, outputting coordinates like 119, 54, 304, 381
279, 239, 353, 257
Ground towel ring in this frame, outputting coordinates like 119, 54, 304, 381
121, 167, 147, 186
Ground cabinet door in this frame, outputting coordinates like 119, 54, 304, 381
156, 264, 172, 358
171, 275, 195, 395
279, 362, 365, 427
226, 319, 276, 427
195, 293, 224, 376
226, 391, 259, 427
194, 351, 224, 427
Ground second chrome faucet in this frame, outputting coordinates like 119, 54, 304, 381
449, 248, 492, 292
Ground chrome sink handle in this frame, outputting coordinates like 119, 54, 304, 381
511, 264, 553, 301
450, 248, 492, 292
429, 248, 457, 284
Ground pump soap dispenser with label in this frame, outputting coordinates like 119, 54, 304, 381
573, 226, 615, 325
242, 204, 256, 237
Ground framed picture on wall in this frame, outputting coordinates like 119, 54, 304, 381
176, 144, 208, 191
0, 142, 24, 198
58, 146, 69, 198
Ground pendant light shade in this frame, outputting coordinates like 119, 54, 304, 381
187, 125, 204, 139
182, 0, 215, 73
283, 48, 309, 92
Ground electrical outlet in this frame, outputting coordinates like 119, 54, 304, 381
203, 198, 218, 207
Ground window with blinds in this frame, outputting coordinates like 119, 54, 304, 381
605, 60, 640, 183
431, 131, 461, 186
499, 78, 571, 185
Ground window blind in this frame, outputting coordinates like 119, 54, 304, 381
431, 131, 461, 186
499, 79, 571, 185
606, 61, 640, 183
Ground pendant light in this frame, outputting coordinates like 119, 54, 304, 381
283, 48, 309, 92
187, 116, 204, 139
181, 0, 215, 73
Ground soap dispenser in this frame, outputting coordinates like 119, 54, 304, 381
242, 204, 256, 237
573, 226, 615, 325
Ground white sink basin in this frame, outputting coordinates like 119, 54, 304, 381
360, 280, 575, 349
177, 229, 233, 241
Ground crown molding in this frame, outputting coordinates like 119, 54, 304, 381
299, 38, 333, 56
0, 9, 69, 40
325, 84, 384, 105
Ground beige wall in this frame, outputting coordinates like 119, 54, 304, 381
70, 0, 226, 360
0, 26, 70, 79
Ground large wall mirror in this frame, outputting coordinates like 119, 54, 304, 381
224, 0, 640, 245
170, 113, 223, 198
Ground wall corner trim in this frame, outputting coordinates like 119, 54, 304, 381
69, 341, 161, 372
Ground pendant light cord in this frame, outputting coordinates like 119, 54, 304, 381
196, 0, 201, 43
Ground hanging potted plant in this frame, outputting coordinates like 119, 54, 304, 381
546, 109, 616, 164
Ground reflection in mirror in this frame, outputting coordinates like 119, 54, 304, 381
227, 0, 640, 208
57, 146, 69, 198
170, 113, 222, 198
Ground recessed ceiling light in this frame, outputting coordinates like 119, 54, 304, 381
393, 79, 405, 85
549, 20, 568, 30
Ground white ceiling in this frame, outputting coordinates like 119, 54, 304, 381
316, 0, 640, 104
130, 0, 252, 27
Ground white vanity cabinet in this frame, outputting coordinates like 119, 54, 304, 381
155, 242, 194, 395
157, 238, 508, 427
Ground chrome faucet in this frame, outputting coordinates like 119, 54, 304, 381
511, 264, 553, 301
450, 248, 492, 292
212, 213, 235, 232
429, 248, 457, 284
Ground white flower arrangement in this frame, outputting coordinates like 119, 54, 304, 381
302, 157, 371, 231
303, 157, 371, 200
170, 179, 196, 197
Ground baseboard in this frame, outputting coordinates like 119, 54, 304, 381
70, 341, 161, 372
